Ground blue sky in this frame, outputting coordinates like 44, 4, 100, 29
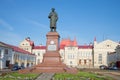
0, 0, 120, 46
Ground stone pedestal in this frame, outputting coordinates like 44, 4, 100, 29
33, 32, 67, 73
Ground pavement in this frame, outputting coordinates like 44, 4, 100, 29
35, 73, 55, 80
81, 69, 120, 80
102, 72, 120, 80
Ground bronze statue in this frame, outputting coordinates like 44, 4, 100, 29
48, 8, 58, 32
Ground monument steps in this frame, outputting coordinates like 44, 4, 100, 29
19, 66, 78, 74
35, 63, 66, 67
32, 69, 65, 73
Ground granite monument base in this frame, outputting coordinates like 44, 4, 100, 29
32, 51, 67, 73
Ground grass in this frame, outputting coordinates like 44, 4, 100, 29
0, 71, 115, 80
0, 72, 39, 80
54, 71, 113, 80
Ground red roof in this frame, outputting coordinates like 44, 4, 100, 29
60, 38, 78, 47
78, 45, 93, 49
60, 38, 93, 49
33, 46, 46, 49
0, 41, 35, 55
60, 45, 65, 49
10, 45, 31, 54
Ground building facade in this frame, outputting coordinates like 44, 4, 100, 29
93, 39, 118, 68
0, 42, 13, 69
32, 46, 46, 64
0, 41, 36, 69
19, 37, 120, 68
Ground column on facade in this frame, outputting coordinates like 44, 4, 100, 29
0, 49, 4, 69
24, 54, 27, 67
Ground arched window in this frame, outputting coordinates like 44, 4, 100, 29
79, 59, 81, 64
84, 59, 86, 64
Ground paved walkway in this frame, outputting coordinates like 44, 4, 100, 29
97, 71, 120, 80
81, 69, 120, 80
103, 73, 120, 80
35, 73, 55, 80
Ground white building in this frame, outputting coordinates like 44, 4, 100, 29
0, 41, 36, 69
57, 38, 93, 68
0, 42, 13, 69
32, 46, 46, 64
107, 44, 120, 67
19, 37, 45, 65
116, 44, 120, 60
78, 45, 93, 68
64, 46, 78, 67
19, 37, 34, 53
93, 39, 118, 68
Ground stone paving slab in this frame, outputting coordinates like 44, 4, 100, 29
35, 73, 55, 80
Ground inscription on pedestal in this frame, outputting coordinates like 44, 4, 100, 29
48, 45, 56, 51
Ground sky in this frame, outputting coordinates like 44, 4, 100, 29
0, 0, 120, 46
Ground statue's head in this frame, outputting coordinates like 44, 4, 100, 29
51, 8, 55, 12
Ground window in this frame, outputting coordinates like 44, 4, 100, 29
68, 55, 70, 59
84, 59, 86, 64
61, 53, 63, 56
37, 59, 40, 64
5, 49, 8, 54
98, 54, 102, 64
107, 44, 111, 47
81, 52, 83, 56
38, 53, 40, 56
79, 59, 81, 64
68, 54, 74, 59
70, 61, 72, 64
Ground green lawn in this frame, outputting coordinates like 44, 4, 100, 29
54, 71, 113, 80
0, 71, 114, 80
0, 72, 39, 80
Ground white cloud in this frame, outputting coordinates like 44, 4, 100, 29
0, 19, 14, 31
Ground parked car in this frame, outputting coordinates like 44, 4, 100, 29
108, 66, 118, 70
11, 65, 21, 71
99, 65, 108, 70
